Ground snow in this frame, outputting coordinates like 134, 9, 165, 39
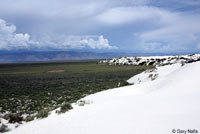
0, 118, 20, 131
6, 61, 200, 134
127, 63, 181, 84
100, 54, 200, 66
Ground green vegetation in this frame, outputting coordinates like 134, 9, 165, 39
36, 109, 50, 119
148, 73, 158, 80
3, 113, 23, 123
0, 60, 151, 122
24, 115, 35, 122
56, 103, 73, 114
0, 124, 10, 133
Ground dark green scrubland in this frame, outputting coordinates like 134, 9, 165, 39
0, 60, 151, 122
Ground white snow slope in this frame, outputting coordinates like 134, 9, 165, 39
7, 62, 200, 134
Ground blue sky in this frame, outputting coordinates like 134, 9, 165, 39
0, 0, 200, 53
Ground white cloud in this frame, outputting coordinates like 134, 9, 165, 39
0, 19, 32, 50
41, 35, 117, 50
80, 35, 117, 49
94, 6, 173, 25
0, 18, 117, 50
0, 0, 109, 22
93, 5, 200, 52
139, 11, 200, 51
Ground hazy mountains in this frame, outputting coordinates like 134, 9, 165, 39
0, 51, 193, 63
0, 51, 139, 63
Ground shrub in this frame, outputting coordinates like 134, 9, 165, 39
15, 124, 19, 128
120, 81, 132, 86
36, 109, 49, 119
148, 73, 158, 80
3, 113, 23, 123
25, 115, 35, 122
148, 74, 153, 79
0, 124, 10, 133
56, 103, 72, 114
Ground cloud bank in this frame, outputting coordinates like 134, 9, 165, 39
39, 35, 117, 50
0, 19, 116, 50
0, 19, 32, 50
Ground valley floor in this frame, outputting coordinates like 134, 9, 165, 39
7, 62, 200, 134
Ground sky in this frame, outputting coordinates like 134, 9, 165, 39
0, 0, 200, 53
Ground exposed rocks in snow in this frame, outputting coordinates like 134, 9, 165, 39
99, 54, 200, 66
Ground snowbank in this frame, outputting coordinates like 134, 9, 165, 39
7, 62, 200, 134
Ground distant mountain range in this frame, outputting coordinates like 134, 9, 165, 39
0, 51, 196, 63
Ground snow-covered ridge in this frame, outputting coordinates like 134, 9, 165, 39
100, 54, 200, 66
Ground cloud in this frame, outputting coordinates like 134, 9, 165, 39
0, 0, 200, 53
94, 6, 169, 25
0, 18, 116, 50
40, 35, 117, 50
94, 5, 200, 52
80, 35, 118, 49
197, 43, 200, 49
142, 42, 170, 51
0, 0, 111, 34
139, 11, 200, 52
0, 19, 33, 50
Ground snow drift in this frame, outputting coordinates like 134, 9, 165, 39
7, 61, 200, 134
